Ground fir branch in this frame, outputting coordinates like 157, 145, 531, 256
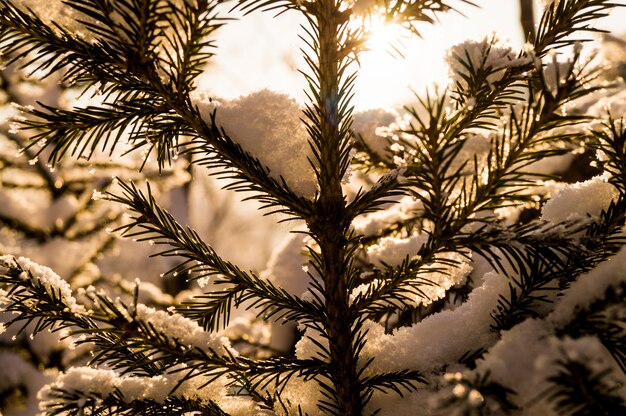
351, 257, 440, 315
237, 355, 329, 393
293, 3, 367, 413
41, 386, 231, 416
0, 258, 237, 377
21, 99, 169, 165
490, 254, 561, 330
2, 0, 625, 414
346, 169, 408, 217
2, 0, 316, 218
156, 0, 224, 94
360, 369, 425, 407
350, 131, 393, 173
382, 0, 477, 31
557, 197, 626, 288
109, 180, 323, 330
1, 257, 326, 388
559, 282, 626, 373
541, 358, 626, 416
62, 0, 224, 93
179, 275, 322, 332
460, 220, 579, 277
489, 198, 626, 331
0, 257, 162, 375
591, 117, 626, 194
181, 112, 316, 220
0, 0, 155, 92
535, 0, 623, 53
234, 0, 296, 15
364, 49, 604, 319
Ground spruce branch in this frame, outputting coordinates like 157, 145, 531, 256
0, 0, 156, 92
2, 0, 316, 218
182, 112, 316, 220
1, 258, 237, 378
559, 282, 626, 373
381, 0, 477, 32
359, 369, 425, 406
234, 0, 301, 15
0, 258, 162, 376
535, 0, 623, 53
1, 0, 626, 414
351, 257, 444, 315
41, 384, 231, 416
294, 2, 367, 413
488, 196, 626, 331
20, 99, 169, 165
541, 357, 626, 415
109, 180, 322, 330
591, 116, 626, 194
1, 257, 327, 390
365, 43, 610, 324
346, 170, 408, 219
557, 197, 626, 288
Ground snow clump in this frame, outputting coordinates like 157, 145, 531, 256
135, 304, 234, 355
0, 255, 84, 314
296, 270, 507, 373
14, 0, 98, 41
366, 232, 428, 266
549, 243, 626, 327
261, 232, 311, 297
352, 195, 423, 236
353, 108, 398, 161
541, 175, 619, 222
446, 36, 533, 89
193, 90, 318, 197
39, 366, 260, 414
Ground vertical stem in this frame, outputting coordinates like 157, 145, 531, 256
312, 1, 362, 414
520, 0, 536, 42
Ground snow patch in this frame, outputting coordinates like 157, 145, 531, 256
0, 255, 84, 314
135, 304, 234, 355
541, 175, 619, 222
194, 90, 318, 197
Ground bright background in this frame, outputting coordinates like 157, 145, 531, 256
201, 0, 626, 110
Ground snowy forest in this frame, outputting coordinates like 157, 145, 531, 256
1, 0, 626, 415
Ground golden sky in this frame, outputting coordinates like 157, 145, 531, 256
201, 0, 626, 110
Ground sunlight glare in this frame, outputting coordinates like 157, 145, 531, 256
353, 12, 449, 110
361, 13, 406, 58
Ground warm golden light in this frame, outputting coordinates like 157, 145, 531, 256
352, 12, 449, 110
360, 13, 406, 58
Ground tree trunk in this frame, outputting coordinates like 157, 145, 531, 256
520, 0, 536, 42
314, 1, 362, 414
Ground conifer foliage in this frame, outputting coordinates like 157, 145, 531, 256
1, 0, 626, 415
0, 30, 191, 415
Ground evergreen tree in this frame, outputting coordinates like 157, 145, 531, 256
1, 0, 625, 415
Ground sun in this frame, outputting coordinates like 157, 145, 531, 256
350, 11, 450, 110
360, 13, 406, 58
350, 12, 416, 109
